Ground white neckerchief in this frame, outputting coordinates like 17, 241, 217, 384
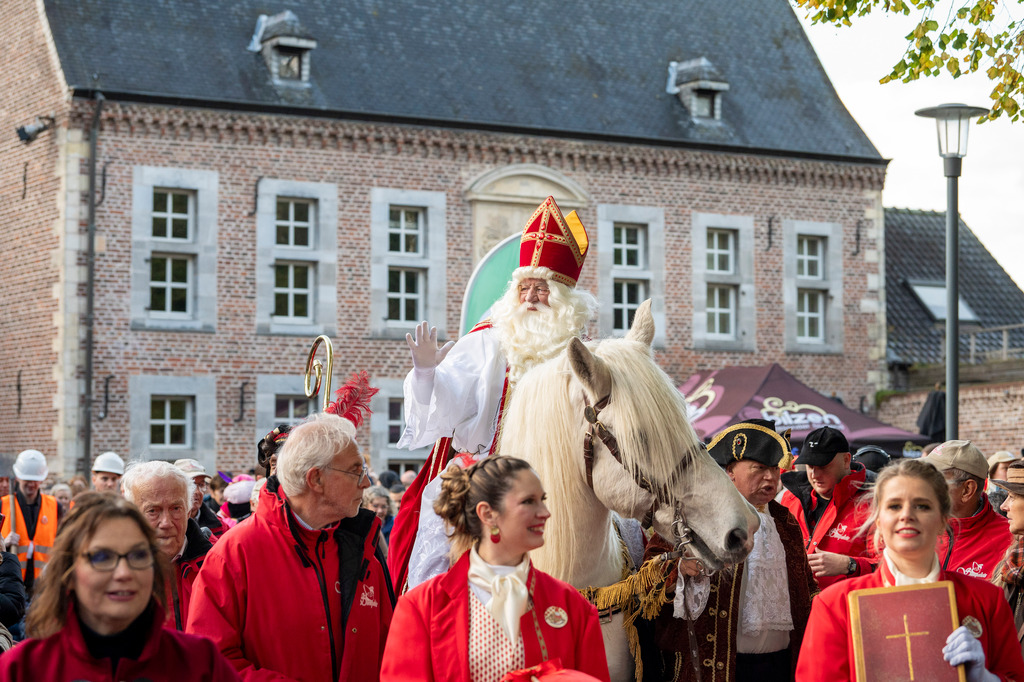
883, 548, 940, 585
739, 507, 794, 636
467, 546, 530, 641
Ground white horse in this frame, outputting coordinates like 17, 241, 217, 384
498, 300, 757, 682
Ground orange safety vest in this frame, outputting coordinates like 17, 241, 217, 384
1, 494, 58, 581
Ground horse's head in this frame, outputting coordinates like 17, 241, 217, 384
564, 301, 758, 572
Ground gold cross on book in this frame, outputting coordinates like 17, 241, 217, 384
885, 613, 930, 680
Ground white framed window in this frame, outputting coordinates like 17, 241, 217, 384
151, 189, 193, 240
131, 167, 218, 332
797, 235, 824, 279
274, 394, 314, 426
150, 396, 193, 448
613, 280, 647, 333
387, 398, 404, 447
369, 378, 429, 475
130, 375, 216, 471
275, 198, 313, 247
784, 221, 843, 353
706, 284, 737, 339
387, 267, 424, 323
371, 189, 447, 339
692, 214, 754, 351
797, 289, 825, 342
273, 262, 313, 322
706, 229, 735, 274
613, 223, 646, 269
389, 207, 424, 256
148, 255, 192, 317
597, 206, 665, 345
255, 179, 338, 337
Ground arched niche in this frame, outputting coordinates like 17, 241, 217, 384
465, 164, 589, 264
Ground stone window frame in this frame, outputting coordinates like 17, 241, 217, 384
369, 377, 429, 475
596, 205, 666, 347
255, 374, 319, 443
369, 189, 447, 340
691, 212, 755, 351
130, 167, 218, 332
783, 219, 844, 354
129, 375, 216, 472
255, 179, 338, 337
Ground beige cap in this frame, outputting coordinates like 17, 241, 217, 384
988, 451, 1021, 478
926, 440, 988, 480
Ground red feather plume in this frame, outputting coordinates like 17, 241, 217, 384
324, 371, 379, 427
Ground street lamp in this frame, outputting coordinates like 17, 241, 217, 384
914, 103, 988, 440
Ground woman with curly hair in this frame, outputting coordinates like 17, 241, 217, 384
381, 456, 609, 682
0, 492, 239, 681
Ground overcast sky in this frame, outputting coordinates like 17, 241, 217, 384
795, 4, 1024, 289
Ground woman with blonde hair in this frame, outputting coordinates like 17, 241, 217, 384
381, 456, 609, 681
797, 458, 1024, 681
0, 492, 239, 681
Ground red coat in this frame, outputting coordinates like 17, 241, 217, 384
936, 496, 1012, 580
0, 601, 239, 682
796, 561, 1024, 681
186, 480, 394, 681
781, 464, 877, 589
381, 552, 610, 682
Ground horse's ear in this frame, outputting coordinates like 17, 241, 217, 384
625, 299, 655, 347
568, 338, 611, 400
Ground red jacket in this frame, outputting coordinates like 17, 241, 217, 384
781, 463, 876, 589
167, 517, 214, 630
936, 496, 1012, 580
0, 601, 240, 682
795, 562, 1024, 681
186, 479, 395, 681
381, 552, 610, 682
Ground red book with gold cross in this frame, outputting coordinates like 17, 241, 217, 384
848, 581, 966, 682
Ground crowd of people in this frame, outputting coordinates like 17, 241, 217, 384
1, 196, 1023, 681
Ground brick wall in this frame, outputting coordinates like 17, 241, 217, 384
3, 0, 890, 477
879, 383, 1024, 454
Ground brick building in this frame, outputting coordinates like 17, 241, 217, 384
1, 0, 888, 478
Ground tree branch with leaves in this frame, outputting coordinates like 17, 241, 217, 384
793, 0, 1024, 121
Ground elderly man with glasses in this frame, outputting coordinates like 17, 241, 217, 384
186, 411, 395, 681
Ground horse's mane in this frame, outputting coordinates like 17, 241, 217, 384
499, 335, 703, 580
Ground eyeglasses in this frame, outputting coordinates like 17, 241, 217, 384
518, 284, 550, 296
81, 547, 154, 572
325, 463, 370, 484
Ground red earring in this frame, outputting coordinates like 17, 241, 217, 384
489, 526, 501, 543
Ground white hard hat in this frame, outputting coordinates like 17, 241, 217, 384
13, 449, 49, 482
92, 451, 125, 475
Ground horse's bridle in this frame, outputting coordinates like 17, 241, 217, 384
581, 392, 702, 561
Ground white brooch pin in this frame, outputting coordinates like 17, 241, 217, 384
544, 606, 568, 628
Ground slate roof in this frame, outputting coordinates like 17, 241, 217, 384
43, 0, 882, 161
885, 208, 1024, 365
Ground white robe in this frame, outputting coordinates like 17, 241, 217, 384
398, 326, 509, 587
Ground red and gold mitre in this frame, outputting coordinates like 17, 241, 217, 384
519, 196, 589, 287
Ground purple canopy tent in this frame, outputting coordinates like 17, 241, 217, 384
680, 363, 930, 459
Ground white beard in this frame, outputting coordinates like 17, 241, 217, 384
493, 302, 579, 384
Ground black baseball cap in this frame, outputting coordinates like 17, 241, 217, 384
798, 426, 850, 467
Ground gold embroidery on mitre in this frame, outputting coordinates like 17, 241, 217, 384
519, 197, 586, 286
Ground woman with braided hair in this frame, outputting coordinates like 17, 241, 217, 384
381, 456, 609, 682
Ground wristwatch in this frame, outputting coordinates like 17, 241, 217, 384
846, 557, 858, 575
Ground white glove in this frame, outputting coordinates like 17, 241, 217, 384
943, 625, 998, 682
406, 321, 454, 371
3, 532, 18, 550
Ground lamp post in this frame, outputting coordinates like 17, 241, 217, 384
914, 103, 988, 440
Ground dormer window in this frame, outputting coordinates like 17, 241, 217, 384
667, 57, 730, 122
276, 46, 303, 80
248, 10, 317, 85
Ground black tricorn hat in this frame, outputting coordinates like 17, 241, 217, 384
707, 419, 793, 470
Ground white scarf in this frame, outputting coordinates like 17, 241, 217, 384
467, 546, 531, 641
883, 548, 940, 585
739, 507, 794, 636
